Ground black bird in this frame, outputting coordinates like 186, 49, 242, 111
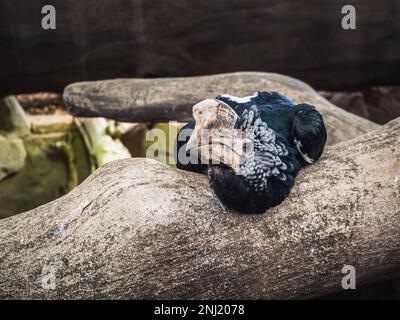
175, 91, 327, 214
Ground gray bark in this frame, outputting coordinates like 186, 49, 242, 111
63, 72, 378, 146
0, 117, 399, 299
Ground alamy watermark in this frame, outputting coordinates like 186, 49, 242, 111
41, 5, 356, 31
341, 265, 356, 290
41, 5, 56, 30
341, 5, 356, 30
146, 123, 257, 176
41, 264, 57, 290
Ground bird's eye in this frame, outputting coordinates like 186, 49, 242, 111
242, 141, 253, 154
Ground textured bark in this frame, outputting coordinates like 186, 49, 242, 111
0, 117, 399, 299
63, 72, 378, 146
2, 0, 400, 96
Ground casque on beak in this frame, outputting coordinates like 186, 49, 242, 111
186, 99, 246, 172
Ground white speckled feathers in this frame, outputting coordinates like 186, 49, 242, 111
239, 106, 290, 193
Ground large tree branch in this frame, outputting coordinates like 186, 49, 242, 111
63, 72, 378, 145
0, 117, 399, 299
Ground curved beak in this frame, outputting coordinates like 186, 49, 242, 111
185, 99, 244, 171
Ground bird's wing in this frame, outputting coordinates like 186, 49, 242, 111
291, 106, 327, 164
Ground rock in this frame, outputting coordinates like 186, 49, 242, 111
76, 118, 131, 167
0, 135, 26, 181
0, 129, 91, 219
29, 114, 74, 134
0, 96, 30, 134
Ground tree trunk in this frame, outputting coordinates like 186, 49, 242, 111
63, 72, 378, 146
0, 117, 399, 299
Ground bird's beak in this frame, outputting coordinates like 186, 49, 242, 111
185, 99, 243, 171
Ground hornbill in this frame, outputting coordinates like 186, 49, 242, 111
175, 92, 327, 214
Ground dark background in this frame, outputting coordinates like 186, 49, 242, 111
1, 0, 400, 96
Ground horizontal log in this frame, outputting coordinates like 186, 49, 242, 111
0, 117, 399, 299
63, 72, 379, 145
1, 0, 400, 96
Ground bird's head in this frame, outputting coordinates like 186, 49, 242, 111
185, 99, 295, 213
186, 99, 247, 174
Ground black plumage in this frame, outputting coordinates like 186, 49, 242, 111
175, 91, 327, 214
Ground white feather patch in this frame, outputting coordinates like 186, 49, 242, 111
219, 93, 258, 103
294, 138, 314, 164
